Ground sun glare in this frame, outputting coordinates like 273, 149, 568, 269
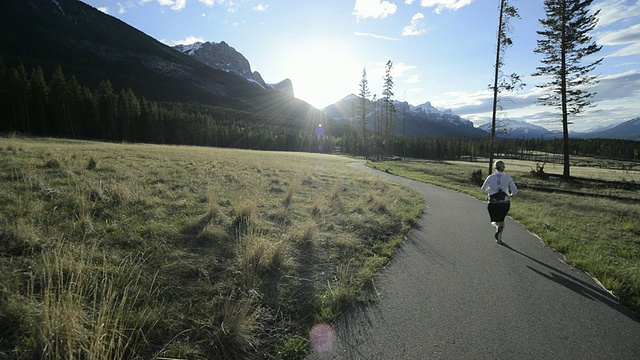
284, 41, 361, 109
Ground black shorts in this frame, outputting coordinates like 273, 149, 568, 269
487, 201, 510, 223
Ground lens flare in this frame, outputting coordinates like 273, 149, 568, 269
310, 323, 335, 353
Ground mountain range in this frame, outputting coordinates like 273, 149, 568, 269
478, 117, 640, 141
0, 0, 637, 141
323, 95, 488, 138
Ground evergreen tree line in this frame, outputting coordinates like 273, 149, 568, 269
0, 59, 637, 162
341, 131, 638, 163
0, 59, 334, 153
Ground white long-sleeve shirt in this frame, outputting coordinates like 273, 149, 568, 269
482, 172, 518, 197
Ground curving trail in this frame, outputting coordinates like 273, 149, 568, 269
308, 162, 640, 360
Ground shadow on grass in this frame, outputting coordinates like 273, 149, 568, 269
500, 242, 639, 322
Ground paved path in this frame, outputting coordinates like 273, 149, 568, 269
308, 163, 640, 359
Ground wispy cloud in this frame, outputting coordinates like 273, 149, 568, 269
354, 31, 399, 41
595, 0, 640, 28
161, 35, 205, 46
97, 6, 109, 14
402, 12, 427, 36
592, 70, 640, 101
419, 0, 474, 14
599, 23, 640, 45
598, 23, 640, 57
199, 0, 215, 6
608, 40, 640, 58
353, 0, 397, 20
393, 62, 418, 77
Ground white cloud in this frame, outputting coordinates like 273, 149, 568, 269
595, 0, 640, 28
97, 6, 109, 14
598, 23, 640, 45
199, 0, 216, 6
405, 74, 421, 84
353, 0, 397, 20
405, 0, 416, 4
138, 0, 185, 11
160, 35, 205, 46
443, 69, 640, 131
392, 62, 418, 77
118, 3, 126, 14
420, 0, 474, 14
598, 23, 640, 57
592, 70, 640, 101
402, 12, 427, 36
610, 42, 640, 57
172, 0, 186, 10
354, 31, 400, 41
253, 3, 269, 11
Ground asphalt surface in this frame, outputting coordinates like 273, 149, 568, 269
307, 162, 640, 360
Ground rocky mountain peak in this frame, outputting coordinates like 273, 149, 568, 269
174, 40, 293, 96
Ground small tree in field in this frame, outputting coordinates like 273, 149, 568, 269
533, 0, 602, 179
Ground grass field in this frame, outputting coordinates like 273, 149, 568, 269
0, 137, 423, 359
368, 158, 640, 317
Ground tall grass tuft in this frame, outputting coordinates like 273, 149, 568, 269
24, 247, 157, 360
299, 221, 317, 244
312, 198, 325, 218
238, 233, 288, 284
206, 191, 221, 220
283, 181, 299, 206
86, 156, 99, 170
233, 201, 256, 233
44, 156, 61, 169
212, 295, 263, 358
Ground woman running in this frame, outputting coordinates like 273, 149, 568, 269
481, 160, 518, 244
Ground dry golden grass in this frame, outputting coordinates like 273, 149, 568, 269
0, 137, 423, 359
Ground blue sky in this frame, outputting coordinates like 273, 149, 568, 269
81, 0, 640, 132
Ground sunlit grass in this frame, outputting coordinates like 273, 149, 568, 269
0, 137, 423, 359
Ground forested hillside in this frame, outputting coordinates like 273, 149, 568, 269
1, 59, 638, 162
0, 60, 338, 152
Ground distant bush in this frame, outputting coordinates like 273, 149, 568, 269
469, 169, 483, 185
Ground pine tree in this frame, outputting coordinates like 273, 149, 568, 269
29, 67, 48, 135
47, 65, 68, 136
358, 68, 370, 158
96, 80, 118, 140
382, 60, 395, 156
533, 0, 602, 178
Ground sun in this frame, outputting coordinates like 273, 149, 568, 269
283, 40, 362, 109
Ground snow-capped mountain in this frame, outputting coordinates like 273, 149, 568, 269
323, 95, 488, 138
411, 101, 475, 128
413, 101, 440, 114
573, 117, 640, 140
478, 119, 556, 139
174, 41, 294, 97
